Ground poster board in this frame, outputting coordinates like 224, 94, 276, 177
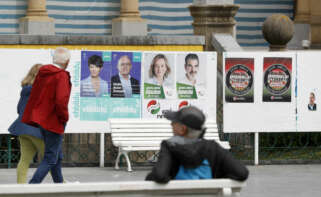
297, 51, 321, 131
0, 49, 217, 133
223, 52, 297, 133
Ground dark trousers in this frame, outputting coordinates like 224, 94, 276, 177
29, 126, 63, 183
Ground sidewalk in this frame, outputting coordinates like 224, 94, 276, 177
0, 165, 320, 197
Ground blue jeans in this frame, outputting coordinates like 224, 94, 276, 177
29, 127, 64, 183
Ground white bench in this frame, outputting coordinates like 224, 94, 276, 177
109, 118, 230, 172
0, 179, 246, 197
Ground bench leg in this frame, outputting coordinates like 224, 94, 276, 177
123, 151, 132, 172
115, 148, 122, 170
221, 187, 232, 196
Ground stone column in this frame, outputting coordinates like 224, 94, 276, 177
310, 0, 321, 48
189, 0, 239, 51
294, 0, 311, 23
288, 0, 311, 49
112, 0, 147, 36
19, 0, 55, 35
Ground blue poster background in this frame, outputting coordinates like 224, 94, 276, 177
109, 51, 141, 94
81, 51, 111, 81
79, 51, 142, 120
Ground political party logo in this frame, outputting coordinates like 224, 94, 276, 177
147, 100, 160, 114
226, 64, 253, 96
264, 64, 291, 95
178, 100, 189, 109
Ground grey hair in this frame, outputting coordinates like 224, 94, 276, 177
117, 55, 131, 68
185, 127, 203, 139
53, 47, 70, 66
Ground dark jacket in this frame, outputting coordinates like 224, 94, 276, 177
308, 103, 317, 111
22, 64, 71, 134
145, 137, 249, 183
8, 85, 43, 139
111, 74, 140, 97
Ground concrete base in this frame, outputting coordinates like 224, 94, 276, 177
288, 23, 310, 50
212, 33, 242, 52
112, 18, 147, 36
19, 17, 55, 35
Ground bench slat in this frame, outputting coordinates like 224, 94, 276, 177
111, 129, 218, 133
114, 140, 227, 147
112, 132, 219, 138
113, 133, 173, 137
111, 124, 218, 129
112, 129, 172, 133
113, 137, 169, 141
0, 179, 246, 197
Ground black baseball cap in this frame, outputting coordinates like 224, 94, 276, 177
164, 106, 205, 130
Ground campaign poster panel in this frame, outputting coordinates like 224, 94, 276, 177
225, 58, 254, 103
79, 51, 110, 121
263, 57, 292, 102
297, 52, 321, 131
143, 52, 175, 99
223, 52, 296, 133
176, 53, 207, 99
109, 51, 142, 118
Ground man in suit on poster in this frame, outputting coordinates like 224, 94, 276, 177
111, 55, 140, 98
308, 92, 317, 111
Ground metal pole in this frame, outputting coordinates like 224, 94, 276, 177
8, 136, 11, 168
100, 133, 105, 167
254, 132, 259, 165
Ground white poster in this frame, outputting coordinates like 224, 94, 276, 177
297, 51, 321, 131
0, 49, 51, 134
223, 52, 296, 133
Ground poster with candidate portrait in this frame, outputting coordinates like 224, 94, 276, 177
142, 52, 216, 121
79, 51, 110, 121
225, 58, 254, 103
109, 51, 142, 118
176, 53, 207, 99
143, 52, 175, 99
80, 51, 110, 97
263, 57, 292, 102
79, 51, 142, 121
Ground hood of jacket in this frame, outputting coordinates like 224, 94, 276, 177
38, 64, 65, 77
166, 136, 206, 168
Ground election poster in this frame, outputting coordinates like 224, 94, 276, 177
143, 52, 175, 99
79, 51, 110, 121
263, 57, 292, 102
79, 51, 141, 121
225, 58, 254, 103
176, 53, 207, 99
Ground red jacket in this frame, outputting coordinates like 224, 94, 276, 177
22, 64, 71, 134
